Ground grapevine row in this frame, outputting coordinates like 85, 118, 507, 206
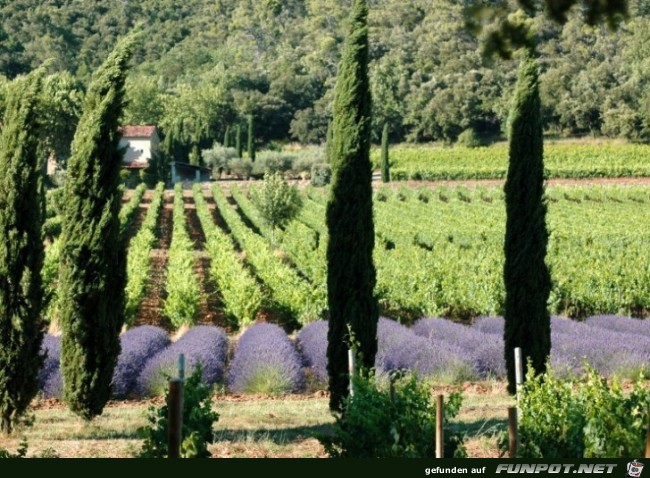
163, 184, 202, 327
124, 183, 164, 325
192, 184, 263, 327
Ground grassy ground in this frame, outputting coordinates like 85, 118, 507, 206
0, 383, 512, 458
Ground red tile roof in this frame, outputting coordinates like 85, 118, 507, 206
120, 125, 157, 138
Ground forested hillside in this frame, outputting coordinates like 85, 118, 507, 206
1, 0, 649, 149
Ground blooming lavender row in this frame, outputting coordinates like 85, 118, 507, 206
112, 326, 171, 399
37, 315, 648, 400
39, 334, 62, 398
137, 325, 228, 397
228, 323, 305, 394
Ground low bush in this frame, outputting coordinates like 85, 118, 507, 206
501, 365, 650, 458
310, 163, 331, 186
228, 323, 304, 394
138, 364, 219, 458
112, 326, 170, 399
136, 326, 228, 397
319, 373, 466, 458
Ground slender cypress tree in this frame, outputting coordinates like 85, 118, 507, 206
247, 115, 256, 162
0, 73, 45, 434
326, 0, 377, 412
503, 54, 551, 394
325, 121, 333, 163
59, 36, 135, 420
223, 126, 230, 148
235, 124, 243, 158
380, 123, 390, 183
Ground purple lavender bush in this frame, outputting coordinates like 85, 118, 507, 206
376, 318, 474, 382
136, 326, 228, 397
585, 315, 650, 338
112, 326, 170, 399
413, 318, 505, 379
550, 317, 649, 379
297, 320, 328, 386
228, 323, 305, 394
39, 334, 62, 398
472, 316, 504, 336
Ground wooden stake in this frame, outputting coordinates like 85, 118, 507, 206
645, 409, 650, 458
508, 407, 518, 458
436, 394, 444, 458
178, 353, 185, 382
168, 378, 184, 459
348, 349, 355, 398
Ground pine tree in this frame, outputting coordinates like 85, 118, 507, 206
0, 72, 45, 434
381, 123, 390, 183
235, 124, 243, 158
326, 0, 378, 412
58, 36, 136, 420
247, 115, 256, 162
503, 54, 551, 394
223, 126, 230, 148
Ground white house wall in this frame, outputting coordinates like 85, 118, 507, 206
120, 134, 159, 164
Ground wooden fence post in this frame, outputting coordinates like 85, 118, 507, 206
436, 394, 444, 458
514, 347, 523, 400
348, 349, 356, 398
645, 409, 650, 458
168, 378, 184, 458
508, 407, 518, 458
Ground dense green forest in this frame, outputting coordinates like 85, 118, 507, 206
0, 0, 649, 161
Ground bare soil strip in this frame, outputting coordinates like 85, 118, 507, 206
134, 191, 173, 329
183, 191, 229, 329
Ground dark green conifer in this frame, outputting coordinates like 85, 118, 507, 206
58, 36, 136, 420
247, 115, 255, 162
0, 72, 45, 434
326, 0, 378, 412
235, 124, 243, 158
381, 123, 390, 183
503, 54, 551, 394
223, 126, 230, 148
325, 121, 333, 163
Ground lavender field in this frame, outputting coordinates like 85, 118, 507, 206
39, 315, 649, 400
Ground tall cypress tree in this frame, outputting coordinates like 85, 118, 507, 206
503, 54, 551, 394
247, 115, 256, 162
235, 124, 243, 158
325, 121, 333, 164
0, 73, 45, 434
223, 126, 230, 148
381, 123, 390, 183
59, 36, 135, 420
326, 0, 377, 412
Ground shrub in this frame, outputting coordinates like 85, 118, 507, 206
39, 335, 61, 398
502, 365, 650, 458
251, 151, 294, 178
412, 318, 505, 379
584, 314, 650, 337
376, 318, 474, 383
228, 323, 305, 394
201, 144, 238, 177
456, 129, 483, 148
112, 326, 170, 399
250, 172, 302, 240
228, 158, 253, 179
310, 163, 331, 186
138, 364, 219, 458
297, 320, 329, 387
319, 373, 466, 458
136, 326, 228, 397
